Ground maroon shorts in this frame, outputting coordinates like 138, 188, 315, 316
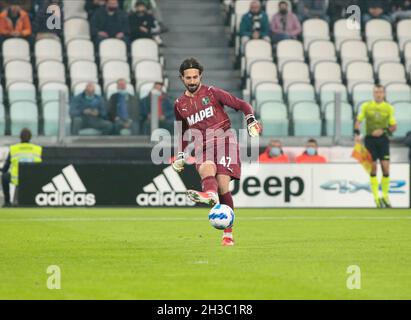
195, 141, 241, 180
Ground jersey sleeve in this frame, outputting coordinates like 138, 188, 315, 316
211, 87, 254, 116
174, 102, 189, 153
356, 103, 367, 122
388, 104, 397, 126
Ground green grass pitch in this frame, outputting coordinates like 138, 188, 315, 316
0, 208, 410, 300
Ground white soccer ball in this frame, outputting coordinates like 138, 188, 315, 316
208, 204, 235, 230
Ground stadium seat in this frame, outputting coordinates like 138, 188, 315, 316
64, 18, 90, 44
276, 40, 304, 72
35, 38, 63, 66
72, 82, 102, 96
63, 0, 87, 19
67, 39, 95, 66
302, 19, 330, 51
352, 82, 375, 113
259, 101, 289, 136
319, 83, 348, 109
287, 83, 316, 107
138, 81, 155, 99
70, 61, 98, 89
41, 82, 70, 105
105, 82, 135, 100
131, 39, 159, 68
0, 103, 5, 135
254, 82, 283, 115
372, 40, 400, 72
313, 61, 342, 92
43, 101, 71, 136
340, 40, 369, 72
8, 82, 36, 104
5, 60, 33, 87
385, 83, 411, 103
292, 101, 322, 136
346, 61, 374, 93
323, 101, 354, 136
247, 61, 278, 96
378, 62, 407, 86
135, 60, 163, 91
10, 101, 38, 136
38, 61, 66, 87
308, 40, 337, 72
2, 38, 30, 64
392, 102, 411, 137
281, 61, 310, 91
102, 60, 131, 90
397, 19, 411, 52
365, 19, 393, 51
333, 19, 362, 51
99, 39, 127, 66
242, 39, 273, 76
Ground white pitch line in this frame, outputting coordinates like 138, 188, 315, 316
0, 216, 410, 222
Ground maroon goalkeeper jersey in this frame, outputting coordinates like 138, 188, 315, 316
174, 84, 254, 152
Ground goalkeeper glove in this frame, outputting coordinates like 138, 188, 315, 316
246, 114, 262, 137
172, 152, 186, 173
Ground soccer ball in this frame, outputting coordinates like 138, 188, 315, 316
208, 204, 235, 230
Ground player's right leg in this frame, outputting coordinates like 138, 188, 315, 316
369, 162, 382, 208
186, 161, 219, 206
380, 160, 391, 208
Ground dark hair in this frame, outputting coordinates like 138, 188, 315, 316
375, 84, 385, 90
135, 1, 146, 7
179, 58, 204, 76
307, 138, 318, 145
279, 1, 288, 6
20, 128, 32, 143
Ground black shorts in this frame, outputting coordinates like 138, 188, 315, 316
364, 135, 390, 161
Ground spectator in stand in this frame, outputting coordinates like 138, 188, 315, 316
297, 0, 330, 22
90, 0, 129, 46
129, 1, 162, 45
239, 0, 270, 50
391, 0, 411, 21
33, 0, 63, 40
362, 0, 392, 25
108, 79, 140, 135
85, 0, 106, 18
296, 139, 327, 163
270, 1, 301, 45
70, 82, 113, 135
0, 1, 32, 45
259, 139, 290, 163
140, 82, 173, 134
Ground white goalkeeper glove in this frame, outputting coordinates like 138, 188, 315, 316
246, 114, 262, 137
172, 152, 186, 173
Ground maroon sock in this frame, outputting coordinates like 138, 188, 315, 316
201, 176, 218, 194
219, 192, 234, 235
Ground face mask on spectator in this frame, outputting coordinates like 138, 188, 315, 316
306, 147, 317, 156
269, 147, 282, 157
151, 88, 162, 96
119, 89, 128, 95
107, 6, 117, 12
279, 8, 288, 15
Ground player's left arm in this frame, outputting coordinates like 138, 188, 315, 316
211, 87, 262, 137
387, 104, 397, 134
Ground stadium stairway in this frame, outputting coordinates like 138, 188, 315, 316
158, 0, 242, 103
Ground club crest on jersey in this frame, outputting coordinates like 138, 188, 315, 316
187, 106, 214, 125
202, 96, 210, 105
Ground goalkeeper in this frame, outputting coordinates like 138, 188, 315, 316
354, 85, 397, 208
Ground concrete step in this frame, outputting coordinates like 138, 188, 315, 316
163, 31, 228, 47
162, 10, 224, 26
167, 76, 241, 92
164, 54, 233, 70
158, 0, 221, 11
